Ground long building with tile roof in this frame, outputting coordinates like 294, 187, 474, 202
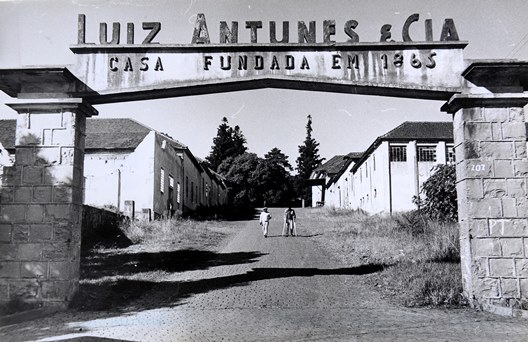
315, 120, 526, 212
311, 121, 457, 213
0, 118, 227, 218
309, 152, 363, 207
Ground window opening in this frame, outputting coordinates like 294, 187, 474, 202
417, 145, 436, 162
390, 145, 407, 162
446, 145, 456, 164
160, 168, 165, 193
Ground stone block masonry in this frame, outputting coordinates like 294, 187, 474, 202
446, 94, 528, 314
0, 99, 97, 310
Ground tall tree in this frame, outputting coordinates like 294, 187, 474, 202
265, 147, 293, 171
230, 125, 248, 157
260, 148, 295, 206
206, 117, 247, 171
223, 153, 261, 206
296, 115, 324, 204
221, 148, 295, 208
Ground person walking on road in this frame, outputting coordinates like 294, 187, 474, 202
259, 207, 272, 238
282, 207, 297, 237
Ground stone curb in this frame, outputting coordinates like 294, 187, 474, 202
482, 303, 528, 320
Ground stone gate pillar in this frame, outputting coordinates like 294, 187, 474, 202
0, 69, 97, 310
442, 61, 528, 315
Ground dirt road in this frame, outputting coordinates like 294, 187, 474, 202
1, 207, 527, 341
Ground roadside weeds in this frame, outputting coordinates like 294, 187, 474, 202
71, 218, 242, 312
303, 207, 467, 308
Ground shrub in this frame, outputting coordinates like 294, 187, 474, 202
414, 164, 457, 222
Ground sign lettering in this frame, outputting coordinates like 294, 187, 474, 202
77, 13, 460, 46
71, 12, 467, 102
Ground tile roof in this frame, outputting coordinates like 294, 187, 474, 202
327, 152, 364, 185
314, 153, 362, 175
380, 121, 454, 141
346, 152, 364, 160
314, 121, 453, 175
158, 132, 188, 149
313, 155, 343, 174
85, 118, 151, 150
0, 118, 172, 151
350, 121, 456, 173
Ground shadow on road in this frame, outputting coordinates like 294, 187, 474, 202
181, 264, 386, 297
73, 248, 266, 311
72, 263, 385, 312
81, 249, 266, 279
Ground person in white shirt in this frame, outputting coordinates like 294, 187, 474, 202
259, 207, 272, 238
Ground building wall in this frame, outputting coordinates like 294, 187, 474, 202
121, 132, 156, 217
390, 141, 418, 212
349, 145, 391, 213
311, 183, 324, 207
201, 171, 227, 208
153, 133, 185, 218
332, 140, 452, 214
324, 181, 338, 208
180, 151, 203, 213
84, 151, 128, 210
391, 141, 450, 211
84, 131, 156, 216
3, 123, 227, 220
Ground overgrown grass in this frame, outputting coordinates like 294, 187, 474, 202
120, 218, 226, 249
71, 217, 239, 312
306, 207, 466, 308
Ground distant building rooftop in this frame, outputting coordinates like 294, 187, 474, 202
0, 118, 188, 151
379, 121, 454, 141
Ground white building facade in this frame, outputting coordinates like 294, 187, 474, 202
309, 153, 362, 208
313, 122, 456, 214
0, 118, 228, 219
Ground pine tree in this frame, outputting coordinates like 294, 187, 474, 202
296, 115, 324, 203
206, 117, 247, 172
206, 117, 232, 171
230, 125, 247, 157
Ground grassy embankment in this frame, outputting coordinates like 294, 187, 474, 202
120, 218, 228, 249
305, 207, 466, 308
71, 218, 240, 312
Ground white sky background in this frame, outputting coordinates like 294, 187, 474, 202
0, 0, 528, 166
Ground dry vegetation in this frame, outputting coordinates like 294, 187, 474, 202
72, 218, 241, 312
120, 218, 228, 250
304, 207, 467, 308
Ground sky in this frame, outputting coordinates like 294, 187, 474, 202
0, 0, 528, 167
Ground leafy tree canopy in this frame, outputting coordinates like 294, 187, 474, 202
413, 164, 458, 222
221, 149, 295, 208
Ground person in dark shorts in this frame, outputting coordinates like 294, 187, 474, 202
282, 207, 297, 236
